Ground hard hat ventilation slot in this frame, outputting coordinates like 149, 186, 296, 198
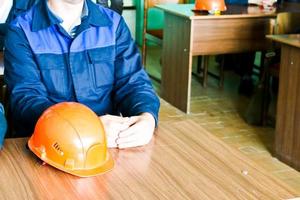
52, 142, 64, 156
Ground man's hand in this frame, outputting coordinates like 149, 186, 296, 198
100, 114, 132, 148
100, 113, 155, 149
116, 113, 155, 149
248, 0, 263, 5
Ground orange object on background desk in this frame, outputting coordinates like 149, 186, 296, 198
28, 102, 114, 177
195, 0, 227, 12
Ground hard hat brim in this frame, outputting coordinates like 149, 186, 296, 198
64, 152, 114, 177
28, 138, 114, 177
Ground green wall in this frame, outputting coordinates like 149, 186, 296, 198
135, 1, 164, 45
135, 0, 194, 46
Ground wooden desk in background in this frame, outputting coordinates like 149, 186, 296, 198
157, 4, 278, 113
0, 120, 297, 199
267, 34, 300, 171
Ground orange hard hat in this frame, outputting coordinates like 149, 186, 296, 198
195, 0, 227, 12
28, 102, 114, 177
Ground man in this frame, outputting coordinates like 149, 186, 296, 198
4, 0, 160, 149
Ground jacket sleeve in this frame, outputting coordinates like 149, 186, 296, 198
4, 24, 54, 134
113, 17, 160, 124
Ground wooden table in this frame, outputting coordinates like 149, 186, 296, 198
267, 34, 300, 171
157, 4, 278, 113
0, 120, 297, 199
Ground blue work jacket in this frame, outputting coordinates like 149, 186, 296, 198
4, 0, 160, 136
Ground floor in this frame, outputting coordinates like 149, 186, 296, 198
144, 45, 300, 194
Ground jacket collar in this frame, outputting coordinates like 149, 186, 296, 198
15, 0, 38, 10
32, 0, 61, 32
86, 0, 112, 27
32, 0, 112, 32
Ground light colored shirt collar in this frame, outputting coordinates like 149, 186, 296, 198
32, 0, 111, 32
47, 0, 89, 37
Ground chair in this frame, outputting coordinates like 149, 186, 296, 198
0, 52, 5, 106
142, 0, 186, 80
196, 55, 225, 88
275, 12, 300, 35
0, 51, 14, 138
261, 12, 300, 125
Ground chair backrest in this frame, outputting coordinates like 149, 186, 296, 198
142, 0, 187, 66
144, 0, 186, 30
0, 52, 5, 107
143, 0, 186, 35
0, 51, 16, 138
275, 12, 300, 34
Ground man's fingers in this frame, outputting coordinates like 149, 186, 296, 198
116, 127, 151, 147
126, 116, 139, 125
118, 123, 139, 138
116, 134, 137, 144
111, 122, 131, 133
102, 113, 155, 149
107, 140, 118, 148
117, 137, 152, 149
100, 114, 130, 123
117, 141, 143, 149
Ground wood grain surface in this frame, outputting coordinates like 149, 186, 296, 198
267, 34, 300, 49
271, 41, 300, 170
191, 17, 273, 55
161, 12, 192, 113
0, 120, 297, 199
